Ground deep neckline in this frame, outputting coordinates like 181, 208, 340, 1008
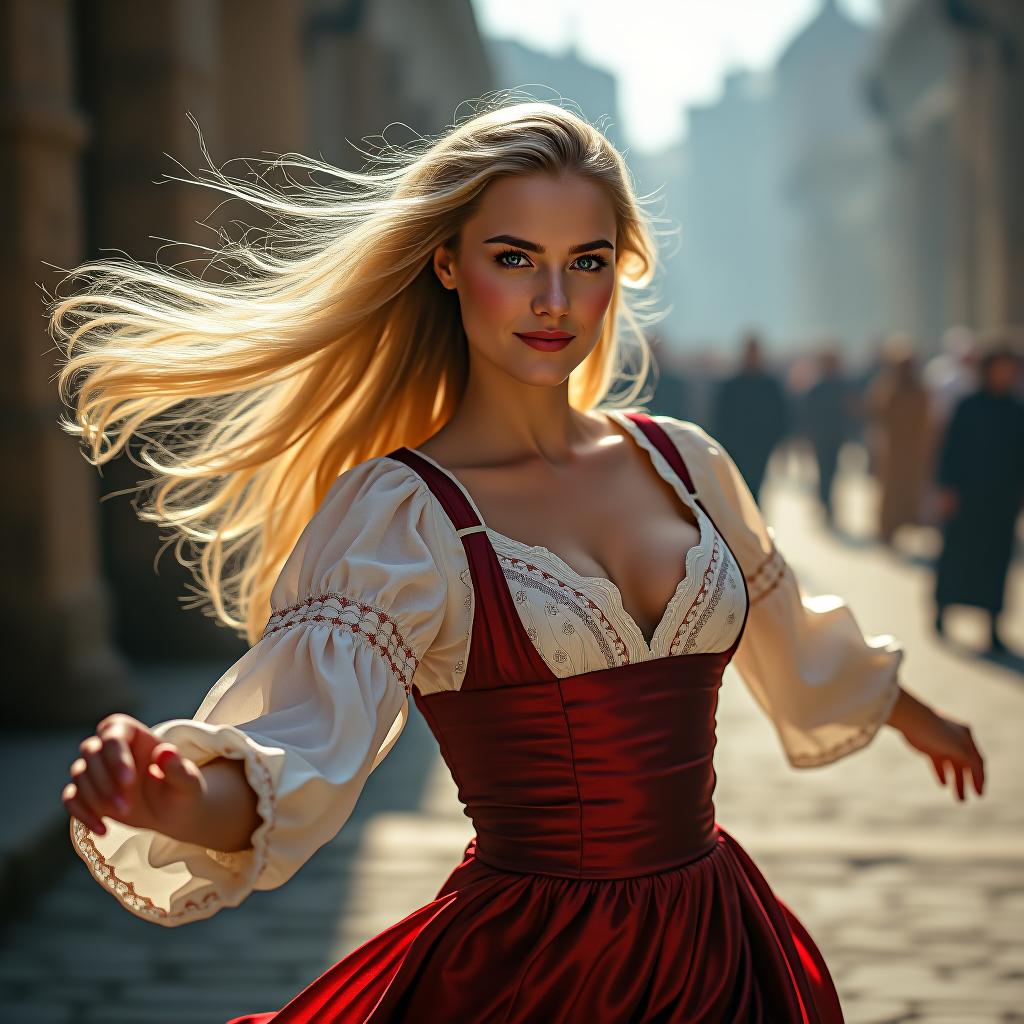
407, 410, 708, 653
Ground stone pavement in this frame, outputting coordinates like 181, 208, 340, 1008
1, 462, 1022, 1023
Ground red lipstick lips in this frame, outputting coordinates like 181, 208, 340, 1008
515, 330, 575, 351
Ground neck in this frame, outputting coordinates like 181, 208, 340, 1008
442, 358, 605, 469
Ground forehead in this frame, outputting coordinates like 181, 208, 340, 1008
465, 172, 616, 243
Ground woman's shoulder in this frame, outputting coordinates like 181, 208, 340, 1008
632, 411, 772, 561
269, 454, 450, 614
643, 412, 718, 449
318, 453, 427, 509
624, 411, 730, 476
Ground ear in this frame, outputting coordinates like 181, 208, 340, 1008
432, 244, 458, 291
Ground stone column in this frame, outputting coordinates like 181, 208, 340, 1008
0, 0, 136, 726
72, 0, 310, 662
82, 0, 238, 662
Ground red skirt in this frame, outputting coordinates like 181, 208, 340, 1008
227, 826, 843, 1023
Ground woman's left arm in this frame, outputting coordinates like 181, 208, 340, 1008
660, 416, 985, 800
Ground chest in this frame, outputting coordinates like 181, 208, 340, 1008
448, 442, 702, 641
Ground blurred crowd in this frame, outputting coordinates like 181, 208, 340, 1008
654, 328, 1024, 657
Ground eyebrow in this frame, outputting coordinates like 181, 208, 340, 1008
483, 234, 614, 255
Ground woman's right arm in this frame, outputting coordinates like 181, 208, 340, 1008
64, 457, 449, 927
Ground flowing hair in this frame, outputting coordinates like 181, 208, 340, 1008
47, 95, 662, 646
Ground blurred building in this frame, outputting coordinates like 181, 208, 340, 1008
649, 68, 793, 347
775, 0, 889, 347
485, 37, 627, 154
868, 0, 1024, 347
637, 0, 887, 353
308, 0, 492, 168
3, 0, 492, 726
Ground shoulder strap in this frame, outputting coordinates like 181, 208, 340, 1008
384, 448, 557, 689
623, 412, 696, 494
385, 448, 483, 534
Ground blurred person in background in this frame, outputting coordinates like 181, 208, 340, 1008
848, 334, 889, 476
865, 335, 933, 546
923, 325, 979, 431
801, 343, 857, 528
710, 329, 790, 505
933, 344, 1024, 655
921, 326, 979, 525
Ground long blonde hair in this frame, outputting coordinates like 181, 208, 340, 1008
48, 96, 661, 645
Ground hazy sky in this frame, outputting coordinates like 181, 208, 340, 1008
470, 0, 882, 153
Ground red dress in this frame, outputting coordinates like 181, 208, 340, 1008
229, 413, 845, 1023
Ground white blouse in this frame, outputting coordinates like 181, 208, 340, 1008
70, 412, 904, 927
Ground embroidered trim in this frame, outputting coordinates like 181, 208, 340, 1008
500, 555, 628, 666
263, 592, 419, 694
69, 740, 277, 924
668, 535, 722, 655
681, 547, 729, 655
746, 546, 787, 606
786, 682, 902, 768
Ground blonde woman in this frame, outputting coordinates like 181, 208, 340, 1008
52, 99, 984, 1023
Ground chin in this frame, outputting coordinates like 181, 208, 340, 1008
511, 364, 574, 388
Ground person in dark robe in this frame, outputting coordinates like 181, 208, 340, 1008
711, 331, 789, 506
933, 346, 1024, 653
802, 346, 856, 527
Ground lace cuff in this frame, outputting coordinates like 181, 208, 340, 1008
69, 723, 277, 927
784, 675, 902, 768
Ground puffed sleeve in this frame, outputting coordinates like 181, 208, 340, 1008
660, 415, 904, 768
69, 457, 448, 926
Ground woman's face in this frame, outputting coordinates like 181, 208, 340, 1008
433, 171, 618, 387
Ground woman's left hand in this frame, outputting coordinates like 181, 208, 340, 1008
889, 689, 985, 801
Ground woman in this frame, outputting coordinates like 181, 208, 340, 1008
864, 336, 934, 546
53, 100, 984, 1022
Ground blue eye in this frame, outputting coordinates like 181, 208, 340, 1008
573, 254, 609, 272
495, 249, 530, 268
493, 249, 610, 272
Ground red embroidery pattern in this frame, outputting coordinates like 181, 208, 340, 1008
263, 592, 419, 694
499, 554, 630, 665
787, 683, 902, 767
668, 535, 722, 655
72, 819, 221, 920
69, 743, 276, 923
680, 552, 729, 655
746, 547, 787, 606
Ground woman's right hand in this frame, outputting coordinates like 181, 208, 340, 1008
62, 713, 207, 838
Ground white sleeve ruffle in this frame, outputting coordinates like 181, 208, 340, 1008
71, 457, 448, 926
659, 415, 903, 768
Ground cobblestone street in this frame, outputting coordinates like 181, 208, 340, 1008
3, 465, 1022, 1023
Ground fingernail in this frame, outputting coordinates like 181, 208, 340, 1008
119, 765, 133, 782
114, 795, 129, 813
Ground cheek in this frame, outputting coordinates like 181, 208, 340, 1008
576, 277, 615, 323
460, 261, 522, 322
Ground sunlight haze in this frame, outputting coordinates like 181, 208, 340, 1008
471, 0, 883, 152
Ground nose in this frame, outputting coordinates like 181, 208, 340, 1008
531, 268, 570, 320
